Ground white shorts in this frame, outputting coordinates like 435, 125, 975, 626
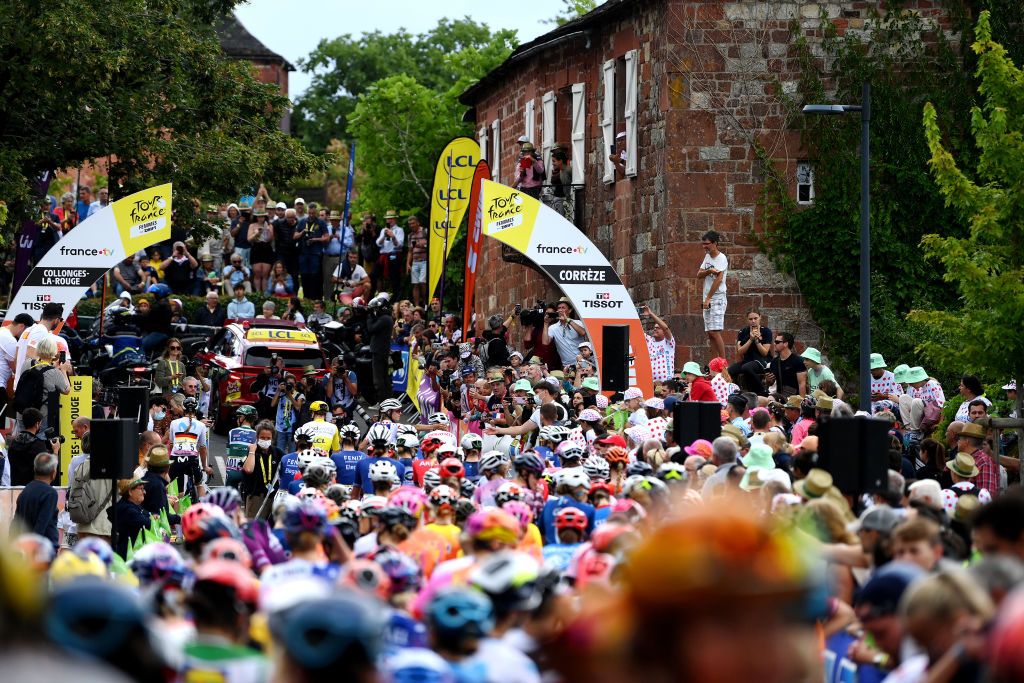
703, 294, 726, 331
410, 261, 427, 284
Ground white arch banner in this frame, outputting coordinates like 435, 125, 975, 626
479, 179, 653, 391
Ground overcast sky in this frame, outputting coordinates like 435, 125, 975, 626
235, 0, 564, 100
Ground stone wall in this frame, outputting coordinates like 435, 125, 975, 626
468, 0, 956, 370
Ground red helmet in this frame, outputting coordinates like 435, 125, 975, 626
555, 507, 589, 532
590, 522, 638, 553
181, 503, 221, 543
421, 434, 444, 453
439, 457, 465, 479
588, 481, 616, 503
193, 559, 259, 605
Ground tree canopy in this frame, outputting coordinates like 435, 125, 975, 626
0, 0, 322, 235
912, 10, 1024, 398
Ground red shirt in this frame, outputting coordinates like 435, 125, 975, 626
689, 377, 717, 402
412, 458, 438, 487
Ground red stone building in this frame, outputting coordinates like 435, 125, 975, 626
215, 13, 294, 132
460, 0, 955, 367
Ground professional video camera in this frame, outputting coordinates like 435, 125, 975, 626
519, 299, 555, 328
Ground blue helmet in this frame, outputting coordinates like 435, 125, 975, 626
203, 487, 242, 515
270, 591, 383, 673
425, 586, 494, 642
73, 537, 114, 568
147, 283, 172, 299
373, 548, 423, 596
283, 499, 327, 536
383, 648, 455, 683
46, 578, 148, 659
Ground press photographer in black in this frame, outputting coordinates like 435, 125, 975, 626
366, 295, 394, 403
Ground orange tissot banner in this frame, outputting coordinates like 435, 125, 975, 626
478, 179, 653, 391
428, 136, 480, 303
462, 160, 491, 338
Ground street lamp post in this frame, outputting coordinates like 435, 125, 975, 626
803, 83, 871, 412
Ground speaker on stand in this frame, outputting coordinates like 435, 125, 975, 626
817, 417, 889, 495
673, 401, 723, 451
117, 385, 150, 434
601, 325, 630, 392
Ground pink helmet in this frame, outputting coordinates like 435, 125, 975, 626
388, 486, 428, 519
501, 500, 534, 530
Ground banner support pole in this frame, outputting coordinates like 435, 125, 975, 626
437, 162, 454, 314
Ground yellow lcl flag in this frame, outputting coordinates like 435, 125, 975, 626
428, 137, 480, 302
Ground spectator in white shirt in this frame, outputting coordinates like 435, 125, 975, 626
542, 298, 588, 369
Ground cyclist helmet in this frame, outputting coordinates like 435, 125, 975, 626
203, 487, 242, 515
50, 551, 106, 583
269, 592, 382, 674
464, 508, 521, 546
372, 549, 423, 596
340, 499, 362, 521
395, 423, 418, 437
479, 450, 508, 474
460, 478, 477, 499
426, 586, 495, 643
297, 448, 319, 472
369, 460, 399, 484
192, 512, 241, 545
469, 551, 542, 615
377, 506, 419, 536
360, 496, 389, 517
583, 455, 610, 482
147, 283, 172, 299
423, 468, 442, 493
129, 542, 190, 587
436, 442, 458, 459
494, 481, 525, 507
182, 396, 199, 413
193, 558, 260, 606
537, 425, 556, 445
557, 467, 591, 491
427, 412, 451, 427
588, 481, 617, 500
590, 522, 639, 554
367, 423, 392, 448
14, 533, 55, 572
340, 559, 392, 601
555, 507, 589, 532
304, 459, 335, 488
501, 501, 534, 531
460, 433, 483, 451
181, 503, 222, 543
428, 484, 458, 511
71, 537, 114, 569
396, 433, 420, 450
379, 398, 403, 413
309, 400, 329, 414
609, 498, 648, 524
296, 486, 326, 504
657, 462, 687, 483
513, 452, 545, 476
283, 499, 328, 536
339, 424, 361, 442
420, 433, 443, 454
45, 578, 147, 659
626, 461, 654, 477
325, 484, 349, 505
383, 647, 453, 683
235, 405, 258, 420
201, 538, 252, 569
546, 425, 571, 444
387, 487, 428, 519
439, 457, 465, 479
556, 442, 585, 463
604, 446, 629, 465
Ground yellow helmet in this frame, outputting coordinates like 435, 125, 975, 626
49, 551, 107, 584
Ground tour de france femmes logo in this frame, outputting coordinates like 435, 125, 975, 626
486, 192, 524, 233
129, 195, 168, 239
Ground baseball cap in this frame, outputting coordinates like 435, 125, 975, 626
854, 562, 925, 617
294, 197, 306, 206
596, 434, 627, 448
512, 379, 533, 392
276, 201, 287, 209
848, 504, 902, 534
644, 397, 664, 410
581, 377, 600, 392
578, 341, 593, 349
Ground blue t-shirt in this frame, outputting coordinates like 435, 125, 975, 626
354, 456, 407, 493
594, 506, 612, 527
463, 460, 480, 481
279, 451, 300, 488
535, 446, 554, 465
331, 450, 365, 486
540, 496, 595, 545
542, 542, 582, 573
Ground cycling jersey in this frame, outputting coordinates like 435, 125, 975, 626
178, 637, 269, 683
294, 418, 340, 454
226, 426, 257, 489
423, 522, 462, 561
542, 542, 583, 573
331, 450, 364, 485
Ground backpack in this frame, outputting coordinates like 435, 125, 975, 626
920, 401, 943, 435
67, 464, 107, 525
13, 364, 56, 414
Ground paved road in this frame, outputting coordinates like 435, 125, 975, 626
208, 430, 228, 487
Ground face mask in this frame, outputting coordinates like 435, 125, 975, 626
153, 410, 166, 421
257, 439, 272, 449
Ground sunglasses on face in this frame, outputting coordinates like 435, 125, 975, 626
169, 345, 181, 350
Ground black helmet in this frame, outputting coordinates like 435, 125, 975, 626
183, 396, 199, 413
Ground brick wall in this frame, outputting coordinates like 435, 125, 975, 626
468, 0, 956, 369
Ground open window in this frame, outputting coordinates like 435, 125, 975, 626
796, 161, 815, 205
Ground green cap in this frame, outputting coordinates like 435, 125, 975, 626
681, 361, 703, 377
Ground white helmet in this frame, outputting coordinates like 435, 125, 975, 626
395, 423, 418, 437
460, 433, 483, 451
427, 413, 451, 426
360, 495, 388, 514
436, 442, 458, 458
583, 455, 610, 482
296, 486, 321, 502
397, 433, 420, 450
339, 424, 361, 442
297, 448, 319, 472
423, 469, 442, 493
479, 450, 508, 474
547, 425, 571, 444
379, 398, 402, 413
556, 467, 591, 490
367, 423, 392, 447
369, 460, 399, 484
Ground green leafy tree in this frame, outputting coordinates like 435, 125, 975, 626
913, 10, 1024, 419
0, 0, 322, 235
295, 18, 517, 152
545, 0, 599, 26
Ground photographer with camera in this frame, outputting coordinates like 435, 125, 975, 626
271, 369, 305, 454
521, 301, 561, 369
366, 295, 395, 404
8, 407, 61, 486
13, 336, 71, 435
251, 354, 285, 420
327, 355, 358, 421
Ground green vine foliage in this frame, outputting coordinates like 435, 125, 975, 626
758, 4, 977, 393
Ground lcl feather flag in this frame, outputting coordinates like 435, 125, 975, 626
428, 137, 480, 304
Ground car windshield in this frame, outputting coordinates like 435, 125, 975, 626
244, 347, 323, 368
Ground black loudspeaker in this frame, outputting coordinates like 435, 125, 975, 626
673, 401, 723, 448
601, 325, 630, 391
118, 385, 150, 434
90, 419, 139, 480
817, 417, 889, 495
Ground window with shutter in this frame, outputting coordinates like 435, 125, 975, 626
491, 119, 500, 183
602, 59, 616, 184
524, 99, 536, 147
541, 91, 556, 177
479, 126, 489, 164
571, 83, 586, 186
624, 49, 638, 177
